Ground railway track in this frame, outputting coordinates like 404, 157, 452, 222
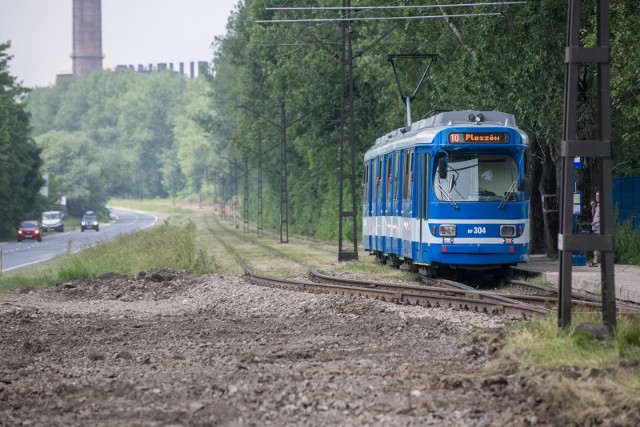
205, 214, 331, 274
206, 213, 640, 320
500, 279, 640, 315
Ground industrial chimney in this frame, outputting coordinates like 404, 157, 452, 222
71, 0, 103, 76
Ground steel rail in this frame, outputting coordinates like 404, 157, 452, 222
307, 270, 548, 319
247, 271, 397, 302
207, 216, 255, 274
208, 214, 323, 270
507, 279, 640, 315
312, 270, 533, 308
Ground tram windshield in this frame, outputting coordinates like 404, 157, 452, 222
434, 153, 520, 203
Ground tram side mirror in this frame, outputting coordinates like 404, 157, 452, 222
438, 157, 447, 179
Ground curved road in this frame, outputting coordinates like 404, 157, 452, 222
0, 208, 157, 272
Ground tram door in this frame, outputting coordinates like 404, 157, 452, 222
382, 154, 392, 254
414, 152, 422, 262
401, 150, 414, 259
374, 157, 383, 252
417, 152, 430, 263
391, 151, 401, 255
362, 160, 372, 250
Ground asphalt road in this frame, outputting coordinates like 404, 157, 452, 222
0, 208, 157, 272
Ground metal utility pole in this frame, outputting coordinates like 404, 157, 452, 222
558, 0, 615, 332
233, 159, 239, 228
279, 98, 290, 243
220, 157, 241, 228
236, 102, 294, 243
257, 130, 264, 237
228, 158, 237, 227
337, 0, 358, 261
243, 151, 249, 233
219, 174, 227, 221
230, 134, 264, 237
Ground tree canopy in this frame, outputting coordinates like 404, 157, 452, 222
27, 71, 212, 217
20, 0, 640, 252
203, 0, 640, 250
0, 42, 45, 236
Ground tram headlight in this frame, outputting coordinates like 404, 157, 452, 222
439, 224, 456, 237
500, 225, 517, 237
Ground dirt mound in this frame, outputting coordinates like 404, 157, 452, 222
0, 271, 550, 426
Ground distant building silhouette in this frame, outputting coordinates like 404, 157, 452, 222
114, 61, 210, 78
71, 0, 103, 76
57, 1, 209, 83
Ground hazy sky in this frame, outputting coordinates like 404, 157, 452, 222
1, 0, 239, 88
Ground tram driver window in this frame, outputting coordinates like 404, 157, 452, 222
434, 154, 519, 202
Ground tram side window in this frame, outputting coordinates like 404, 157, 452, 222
377, 158, 383, 202
393, 152, 400, 201
402, 152, 414, 202
362, 163, 369, 204
415, 153, 421, 217
385, 155, 392, 201
423, 154, 430, 219
524, 151, 531, 199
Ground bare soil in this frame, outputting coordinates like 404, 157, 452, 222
0, 270, 554, 426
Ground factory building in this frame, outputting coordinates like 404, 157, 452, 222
58, 0, 209, 82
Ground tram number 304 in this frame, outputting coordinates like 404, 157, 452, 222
468, 227, 487, 235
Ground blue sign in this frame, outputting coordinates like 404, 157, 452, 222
574, 156, 583, 169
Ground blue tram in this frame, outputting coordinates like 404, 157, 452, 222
362, 110, 530, 276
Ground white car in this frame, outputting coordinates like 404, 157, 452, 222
42, 210, 64, 232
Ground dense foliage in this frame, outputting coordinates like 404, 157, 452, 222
19, 1, 640, 253
0, 42, 45, 236
206, 0, 640, 251
27, 71, 213, 217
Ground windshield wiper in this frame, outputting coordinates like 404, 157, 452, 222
498, 180, 518, 210
436, 183, 459, 209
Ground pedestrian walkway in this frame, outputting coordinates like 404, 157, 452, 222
513, 254, 640, 304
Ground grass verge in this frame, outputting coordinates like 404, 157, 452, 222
0, 222, 214, 297
486, 313, 640, 425
109, 197, 197, 215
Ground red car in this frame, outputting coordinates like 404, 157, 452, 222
17, 220, 42, 242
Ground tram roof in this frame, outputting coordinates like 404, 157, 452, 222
365, 110, 524, 161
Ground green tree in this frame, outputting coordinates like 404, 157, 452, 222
174, 78, 215, 196
116, 73, 187, 198
28, 70, 205, 205
36, 130, 108, 217
610, 1, 640, 177
0, 41, 45, 236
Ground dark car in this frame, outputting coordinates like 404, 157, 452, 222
81, 211, 99, 232
17, 220, 42, 242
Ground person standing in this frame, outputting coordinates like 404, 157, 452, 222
591, 191, 600, 266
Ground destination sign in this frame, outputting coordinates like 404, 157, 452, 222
448, 132, 509, 144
